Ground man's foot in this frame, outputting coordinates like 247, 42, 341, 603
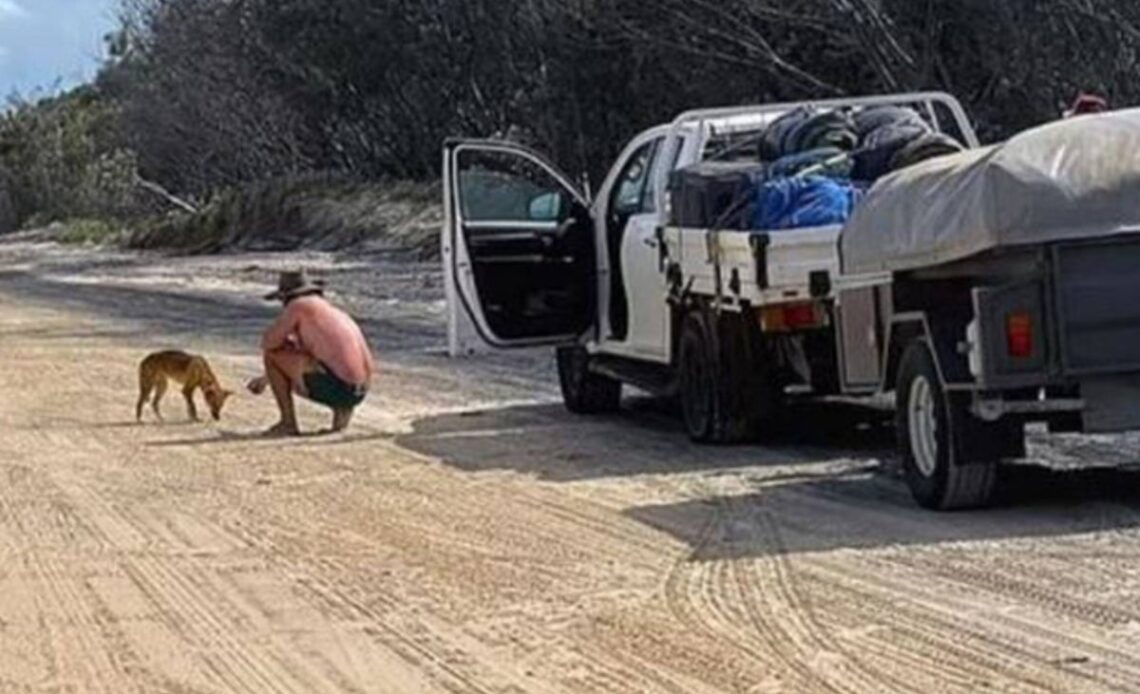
331, 408, 354, 433
263, 421, 301, 438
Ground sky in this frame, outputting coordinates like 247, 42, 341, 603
0, 0, 118, 100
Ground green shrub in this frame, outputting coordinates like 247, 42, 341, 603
53, 219, 127, 246
126, 176, 440, 257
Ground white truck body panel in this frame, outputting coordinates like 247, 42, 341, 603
667, 225, 843, 309
594, 125, 679, 363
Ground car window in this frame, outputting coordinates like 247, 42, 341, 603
640, 137, 674, 214
610, 139, 662, 217
458, 150, 569, 223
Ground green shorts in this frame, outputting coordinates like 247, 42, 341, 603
303, 363, 368, 409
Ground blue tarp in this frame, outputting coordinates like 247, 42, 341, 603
753, 176, 863, 230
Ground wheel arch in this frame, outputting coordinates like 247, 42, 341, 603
882, 310, 976, 394
882, 313, 937, 393
676, 300, 777, 444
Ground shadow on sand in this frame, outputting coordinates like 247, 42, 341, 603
626, 463, 1140, 559
398, 394, 1140, 554
396, 397, 895, 483
146, 428, 394, 449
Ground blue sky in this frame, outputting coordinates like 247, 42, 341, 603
0, 0, 118, 100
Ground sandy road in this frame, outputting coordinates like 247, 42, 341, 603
2, 243, 1140, 693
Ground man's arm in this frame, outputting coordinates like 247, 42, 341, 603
355, 325, 377, 378
261, 304, 302, 352
364, 342, 377, 377
250, 304, 303, 395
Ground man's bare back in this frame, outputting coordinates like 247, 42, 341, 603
251, 272, 376, 437
261, 296, 375, 386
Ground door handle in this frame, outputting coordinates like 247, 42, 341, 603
554, 217, 576, 239
654, 226, 668, 272
643, 238, 658, 249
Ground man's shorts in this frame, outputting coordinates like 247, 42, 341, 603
303, 363, 368, 409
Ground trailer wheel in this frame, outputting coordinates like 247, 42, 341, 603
557, 346, 621, 414
896, 341, 997, 510
679, 311, 776, 444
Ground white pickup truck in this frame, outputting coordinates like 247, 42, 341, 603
443, 93, 1140, 510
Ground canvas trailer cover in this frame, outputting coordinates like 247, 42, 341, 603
841, 109, 1140, 275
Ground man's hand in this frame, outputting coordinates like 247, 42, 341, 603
247, 376, 269, 396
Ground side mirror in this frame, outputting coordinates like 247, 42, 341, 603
528, 192, 563, 221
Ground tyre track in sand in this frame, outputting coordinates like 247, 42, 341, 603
214, 476, 721, 694
660, 500, 857, 693
762, 477, 1140, 690
0, 460, 142, 694
801, 559, 1067, 693
804, 554, 1140, 692
216, 514, 522, 694
46, 467, 331, 694
126, 418, 727, 694
124, 438, 562, 694
728, 504, 916, 694
184, 430, 730, 694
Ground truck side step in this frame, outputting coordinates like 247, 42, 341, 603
589, 355, 676, 397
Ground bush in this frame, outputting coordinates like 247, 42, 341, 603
0, 87, 151, 229
127, 176, 440, 257
6, 1, 1140, 237
51, 219, 128, 246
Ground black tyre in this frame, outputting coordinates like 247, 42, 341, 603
556, 346, 621, 414
679, 314, 716, 441
896, 341, 997, 511
679, 311, 778, 444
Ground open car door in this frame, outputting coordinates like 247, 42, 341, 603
443, 140, 597, 348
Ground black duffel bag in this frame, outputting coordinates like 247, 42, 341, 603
668, 161, 766, 230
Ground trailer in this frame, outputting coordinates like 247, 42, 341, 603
826, 110, 1140, 508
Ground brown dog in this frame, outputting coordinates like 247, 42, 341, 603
137, 351, 233, 422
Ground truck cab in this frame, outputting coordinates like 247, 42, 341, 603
443, 124, 694, 365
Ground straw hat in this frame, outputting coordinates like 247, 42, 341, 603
264, 270, 326, 302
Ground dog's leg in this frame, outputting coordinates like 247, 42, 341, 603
183, 385, 199, 422
137, 378, 153, 422
152, 379, 168, 422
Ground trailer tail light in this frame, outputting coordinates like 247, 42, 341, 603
760, 302, 827, 333
1006, 312, 1034, 358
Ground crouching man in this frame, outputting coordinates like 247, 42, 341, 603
248, 271, 375, 436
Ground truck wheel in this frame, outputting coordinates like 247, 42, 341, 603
896, 341, 997, 511
679, 312, 776, 444
556, 346, 621, 414
680, 315, 716, 441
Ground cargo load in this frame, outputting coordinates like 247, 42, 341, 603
841, 109, 1140, 275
